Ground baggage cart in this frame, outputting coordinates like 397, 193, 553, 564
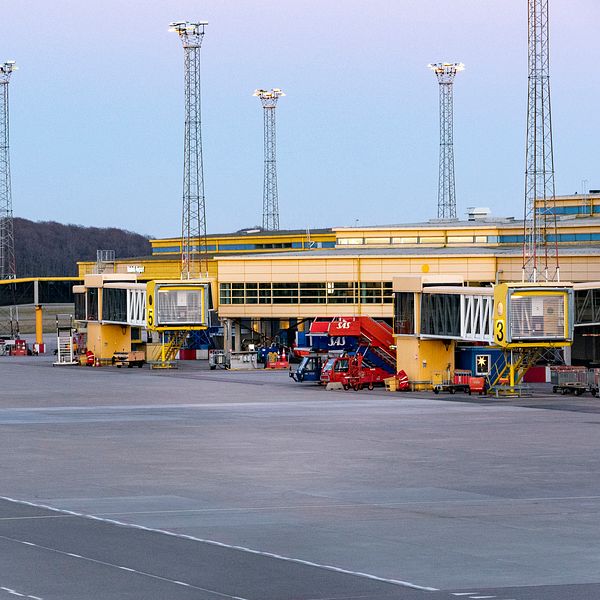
552, 367, 588, 395
432, 369, 471, 395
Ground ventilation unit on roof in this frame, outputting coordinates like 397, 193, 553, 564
466, 207, 491, 221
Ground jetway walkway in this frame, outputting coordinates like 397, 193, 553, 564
420, 286, 494, 343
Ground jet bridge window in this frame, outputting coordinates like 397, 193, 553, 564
102, 288, 127, 323
157, 289, 203, 325
74, 293, 86, 321
394, 292, 415, 334
420, 293, 461, 338
86, 288, 99, 321
509, 294, 565, 340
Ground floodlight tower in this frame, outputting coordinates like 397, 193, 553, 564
170, 21, 208, 279
0, 60, 17, 280
428, 62, 464, 220
522, 0, 559, 282
254, 88, 285, 231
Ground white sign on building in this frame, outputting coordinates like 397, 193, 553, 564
127, 265, 145, 274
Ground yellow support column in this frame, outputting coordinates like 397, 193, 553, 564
35, 305, 43, 346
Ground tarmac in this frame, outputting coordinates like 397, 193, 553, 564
0, 355, 599, 599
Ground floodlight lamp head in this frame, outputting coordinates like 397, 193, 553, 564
0, 60, 17, 83
254, 88, 285, 107
169, 20, 207, 47
428, 62, 464, 83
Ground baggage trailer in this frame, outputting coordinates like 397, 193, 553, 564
551, 367, 589, 396
432, 369, 472, 395
588, 368, 600, 397
112, 351, 145, 368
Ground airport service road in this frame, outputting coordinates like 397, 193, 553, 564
0, 356, 599, 599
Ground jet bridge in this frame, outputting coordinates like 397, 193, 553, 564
393, 276, 575, 389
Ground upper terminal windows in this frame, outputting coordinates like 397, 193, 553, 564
219, 281, 393, 305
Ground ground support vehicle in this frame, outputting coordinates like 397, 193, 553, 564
320, 354, 390, 390
209, 349, 228, 370
290, 353, 325, 383
551, 367, 589, 396
301, 316, 399, 390
468, 376, 486, 395
112, 351, 145, 368
432, 369, 472, 395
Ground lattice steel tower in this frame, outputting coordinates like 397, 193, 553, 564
0, 61, 17, 280
522, 0, 559, 282
254, 88, 285, 231
428, 62, 464, 220
170, 21, 208, 279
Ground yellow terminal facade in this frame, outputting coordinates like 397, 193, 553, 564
74, 194, 600, 370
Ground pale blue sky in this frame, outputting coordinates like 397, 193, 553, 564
2, 0, 599, 237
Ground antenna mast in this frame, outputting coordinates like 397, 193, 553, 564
429, 62, 464, 220
522, 0, 559, 282
0, 60, 17, 280
170, 21, 209, 279
254, 88, 285, 231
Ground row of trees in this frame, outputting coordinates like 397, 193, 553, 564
14, 218, 152, 277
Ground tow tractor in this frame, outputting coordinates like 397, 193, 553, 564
320, 354, 390, 390
290, 353, 325, 383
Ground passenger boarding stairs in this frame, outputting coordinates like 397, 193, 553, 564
486, 348, 541, 396
151, 330, 189, 369
329, 317, 396, 375
54, 314, 79, 366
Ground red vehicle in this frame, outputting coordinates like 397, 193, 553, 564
320, 354, 390, 390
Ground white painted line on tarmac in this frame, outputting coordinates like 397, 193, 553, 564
0, 495, 439, 592
452, 595, 479, 597
0, 534, 249, 600
1, 586, 43, 599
